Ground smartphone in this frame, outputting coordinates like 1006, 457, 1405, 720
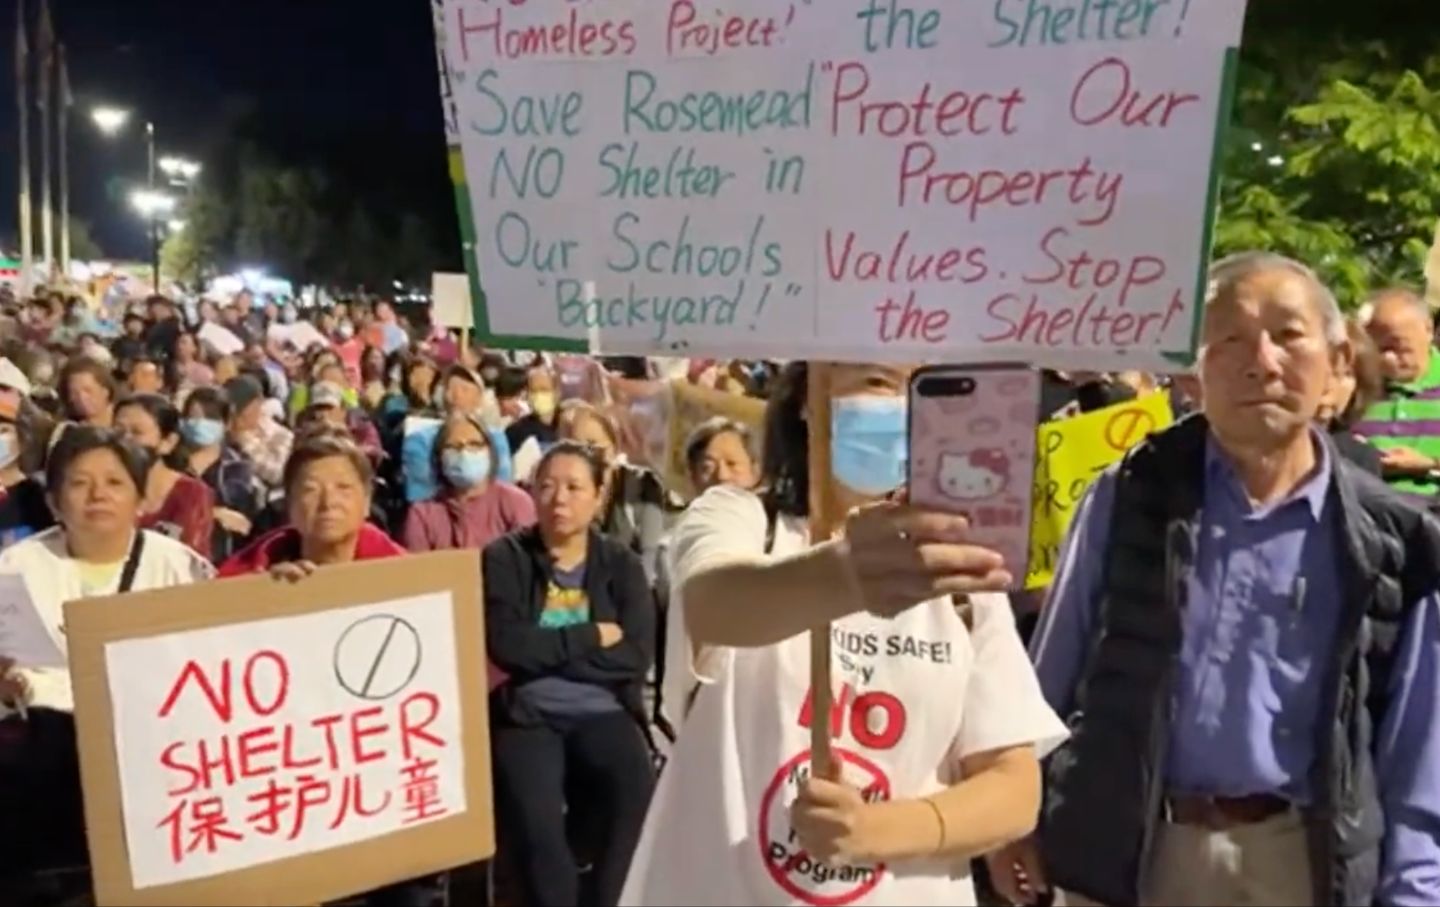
907, 364, 1041, 583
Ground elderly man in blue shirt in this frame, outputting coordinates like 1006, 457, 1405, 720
988, 252, 1440, 907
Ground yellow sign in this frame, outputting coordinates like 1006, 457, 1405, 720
1026, 392, 1174, 589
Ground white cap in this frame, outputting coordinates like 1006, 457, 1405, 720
0, 359, 34, 396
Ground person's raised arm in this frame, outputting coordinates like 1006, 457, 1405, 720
682, 489, 1010, 650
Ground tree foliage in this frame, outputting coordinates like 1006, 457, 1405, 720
159, 141, 450, 292
1217, 28, 1440, 307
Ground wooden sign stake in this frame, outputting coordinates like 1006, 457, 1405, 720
806, 362, 838, 779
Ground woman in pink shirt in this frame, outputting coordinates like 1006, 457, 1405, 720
401, 412, 536, 553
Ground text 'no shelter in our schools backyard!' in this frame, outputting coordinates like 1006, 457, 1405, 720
436, 0, 1247, 369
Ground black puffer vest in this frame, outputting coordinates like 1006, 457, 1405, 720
1040, 415, 1440, 906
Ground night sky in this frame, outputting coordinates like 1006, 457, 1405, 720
0, 0, 455, 262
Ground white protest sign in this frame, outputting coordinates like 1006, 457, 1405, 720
104, 592, 466, 890
267, 321, 330, 352
440, 0, 1246, 368
0, 574, 64, 668
432, 272, 475, 329
197, 322, 244, 357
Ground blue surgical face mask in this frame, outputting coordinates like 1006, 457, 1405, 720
180, 417, 226, 448
830, 395, 908, 497
442, 448, 492, 489
0, 433, 18, 468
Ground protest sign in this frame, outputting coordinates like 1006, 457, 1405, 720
438, 0, 1246, 368
431, 272, 475, 329
65, 551, 493, 906
197, 322, 244, 356
1026, 391, 1173, 588
607, 374, 670, 471
0, 574, 64, 668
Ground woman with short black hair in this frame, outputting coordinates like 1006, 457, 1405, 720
0, 426, 212, 900
217, 428, 445, 907
485, 440, 656, 907
58, 356, 117, 427
558, 401, 680, 586
182, 387, 261, 561
115, 394, 216, 561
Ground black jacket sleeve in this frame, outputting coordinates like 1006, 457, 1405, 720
562, 545, 656, 684
484, 539, 600, 678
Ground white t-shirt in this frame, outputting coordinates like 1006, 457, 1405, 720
626, 486, 1067, 907
0, 527, 214, 716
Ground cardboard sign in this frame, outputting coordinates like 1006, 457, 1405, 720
65, 551, 494, 906
439, 0, 1246, 368
431, 272, 474, 330
1026, 391, 1173, 588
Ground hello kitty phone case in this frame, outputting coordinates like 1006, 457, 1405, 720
907, 364, 1041, 583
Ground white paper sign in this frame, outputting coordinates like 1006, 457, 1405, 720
432, 272, 475, 329
0, 574, 65, 668
440, 0, 1247, 368
105, 593, 467, 890
197, 322, 244, 357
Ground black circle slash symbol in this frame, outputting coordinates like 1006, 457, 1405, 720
333, 614, 423, 700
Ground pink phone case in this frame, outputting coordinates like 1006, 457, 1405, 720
908, 366, 1040, 582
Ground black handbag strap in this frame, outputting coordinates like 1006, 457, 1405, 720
117, 531, 146, 594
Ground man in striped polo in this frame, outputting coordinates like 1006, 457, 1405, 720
1360, 288, 1440, 497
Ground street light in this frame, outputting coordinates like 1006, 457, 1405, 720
92, 106, 132, 136
131, 189, 177, 218
159, 156, 202, 184
131, 189, 176, 289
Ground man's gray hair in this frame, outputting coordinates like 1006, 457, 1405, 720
1206, 251, 1347, 346
1361, 286, 1428, 326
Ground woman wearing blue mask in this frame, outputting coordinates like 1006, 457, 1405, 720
627, 362, 1064, 907
401, 412, 536, 555
181, 387, 262, 562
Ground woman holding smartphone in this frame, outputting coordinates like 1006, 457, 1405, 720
624, 362, 1065, 906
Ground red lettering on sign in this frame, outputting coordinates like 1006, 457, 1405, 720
236, 726, 279, 780
158, 659, 232, 722
399, 692, 445, 759
350, 707, 391, 765
242, 650, 289, 717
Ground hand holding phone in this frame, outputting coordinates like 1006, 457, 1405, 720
906, 365, 1041, 585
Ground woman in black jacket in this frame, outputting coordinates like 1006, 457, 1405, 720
483, 441, 656, 907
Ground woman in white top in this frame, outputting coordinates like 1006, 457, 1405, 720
625, 363, 1066, 907
0, 425, 212, 899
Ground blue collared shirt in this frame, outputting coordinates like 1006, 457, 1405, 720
1031, 432, 1440, 905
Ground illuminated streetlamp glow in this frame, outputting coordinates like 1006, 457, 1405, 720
92, 106, 132, 136
159, 156, 202, 182
130, 189, 177, 218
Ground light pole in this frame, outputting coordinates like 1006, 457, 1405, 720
93, 106, 175, 289
130, 189, 175, 290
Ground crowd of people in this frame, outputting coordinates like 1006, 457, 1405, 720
2, 250, 1440, 907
